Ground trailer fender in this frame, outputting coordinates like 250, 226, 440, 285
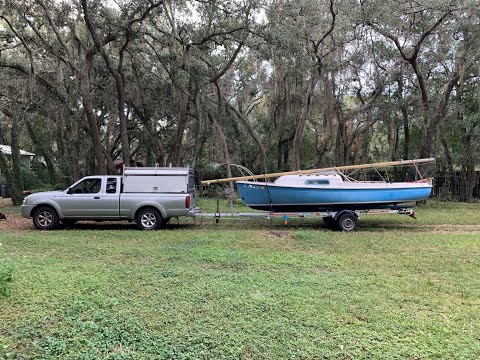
332, 210, 359, 221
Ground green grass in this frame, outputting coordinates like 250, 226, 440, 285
0, 201, 480, 359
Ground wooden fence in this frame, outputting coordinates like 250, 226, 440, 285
432, 173, 480, 198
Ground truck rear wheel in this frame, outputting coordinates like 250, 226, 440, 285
136, 208, 162, 230
33, 206, 60, 230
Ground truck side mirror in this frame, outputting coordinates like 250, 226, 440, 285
67, 188, 73, 195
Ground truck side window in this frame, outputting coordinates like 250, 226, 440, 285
71, 178, 102, 194
106, 178, 117, 194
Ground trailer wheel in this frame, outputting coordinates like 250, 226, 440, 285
336, 213, 358, 232
33, 206, 60, 230
136, 207, 162, 230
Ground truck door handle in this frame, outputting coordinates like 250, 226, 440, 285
94, 196, 100, 199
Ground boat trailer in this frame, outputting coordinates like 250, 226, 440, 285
197, 159, 432, 231
194, 206, 416, 232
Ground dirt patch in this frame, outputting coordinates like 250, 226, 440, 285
0, 198, 12, 207
264, 230, 294, 239
0, 213, 33, 231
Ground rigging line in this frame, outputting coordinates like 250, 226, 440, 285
373, 166, 386, 182
338, 169, 359, 182
420, 168, 430, 181
344, 174, 360, 182
337, 169, 348, 182
417, 161, 430, 180
333, 166, 342, 178
333, 167, 357, 182
413, 162, 422, 180
346, 168, 362, 177
422, 167, 429, 179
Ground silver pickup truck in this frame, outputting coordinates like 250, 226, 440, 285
21, 167, 197, 230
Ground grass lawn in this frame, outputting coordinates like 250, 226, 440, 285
0, 200, 479, 359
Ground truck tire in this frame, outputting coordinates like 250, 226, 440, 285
336, 212, 358, 232
33, 206, 60, 230
136, 207, 162, 230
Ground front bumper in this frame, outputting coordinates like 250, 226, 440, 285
20, 205, 35, 218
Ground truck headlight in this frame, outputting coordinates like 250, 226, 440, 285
23, 197, 28, 205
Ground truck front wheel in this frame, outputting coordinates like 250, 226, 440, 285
136, 208, 162, 230
33, 206, 60, 230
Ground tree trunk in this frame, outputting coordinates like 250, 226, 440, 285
334, 116, 343, 166
419, 52, 465, 158
292, 74, 317, 170
277, 137, 283, 170
316, 75, 335, 166
116, 74, 131, 166
208, 112, 233, 180
396, 70, 409, 160
9, 120, 24, 205
168, 88, 189, 166
56, 62, 75, 184
25, 122, 57, 185
70, 118, 81, 180
79, 62, 108, 174
192, 92, 206, 168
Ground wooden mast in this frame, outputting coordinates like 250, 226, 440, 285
201, 158, 435, 185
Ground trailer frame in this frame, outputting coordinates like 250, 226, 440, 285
193, 205, 416, 232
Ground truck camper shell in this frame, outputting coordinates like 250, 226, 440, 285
122, 167, 195, 194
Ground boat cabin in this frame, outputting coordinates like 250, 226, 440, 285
273, 173, 344, 187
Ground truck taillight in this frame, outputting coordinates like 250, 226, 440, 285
185, 195, 190, 208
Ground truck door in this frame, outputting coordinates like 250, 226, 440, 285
102, 177, 120, 218
61, 178, 103, 217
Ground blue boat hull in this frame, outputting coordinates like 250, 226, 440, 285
236, 182, 432, 211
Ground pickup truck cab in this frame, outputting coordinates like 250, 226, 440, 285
21, 167, 197, 230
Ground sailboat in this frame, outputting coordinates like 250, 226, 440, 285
202, 159, 434, 212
